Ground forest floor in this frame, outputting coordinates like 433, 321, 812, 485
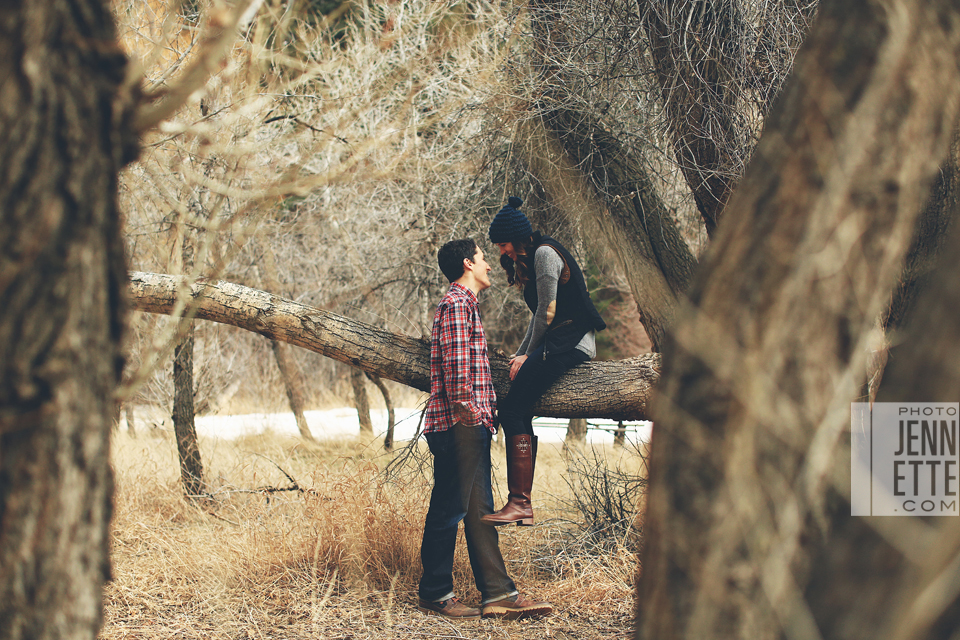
100, 418, 645, 640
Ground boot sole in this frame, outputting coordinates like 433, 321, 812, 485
418, 606, 480, 620
480, 517, 534, 527
481, 604, 554, 620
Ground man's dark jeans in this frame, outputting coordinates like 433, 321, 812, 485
499, 345, 589, 438
419, 424, 516, 602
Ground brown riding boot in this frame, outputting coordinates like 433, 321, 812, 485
481, 434, 536, 526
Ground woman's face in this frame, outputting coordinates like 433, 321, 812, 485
496, 242, 517, 262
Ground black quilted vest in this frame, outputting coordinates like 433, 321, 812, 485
521, 233, 606, 357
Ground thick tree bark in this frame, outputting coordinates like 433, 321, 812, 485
173, 321, 204, 498
638, 3, 960, 640
270, 339, 315, 442
815, 161, 960, 640
128, 271, 660, 421
0, 1, 137, 639
868, 127, 960, 400
866, 196, 960, 639
883, 128, 960, 334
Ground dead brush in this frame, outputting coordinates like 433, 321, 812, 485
105, 430, 482, 636
104, 430, 641, 638
556, 442, 647, 553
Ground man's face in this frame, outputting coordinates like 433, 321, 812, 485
468, 248, 492, 290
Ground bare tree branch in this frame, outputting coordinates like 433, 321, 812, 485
134, 0, 263, 132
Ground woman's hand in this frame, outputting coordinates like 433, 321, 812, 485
509, 354, 528, 380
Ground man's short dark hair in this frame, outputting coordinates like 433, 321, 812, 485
437, 239, 478, 283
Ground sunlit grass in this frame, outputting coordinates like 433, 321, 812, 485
102, 427, 642, 638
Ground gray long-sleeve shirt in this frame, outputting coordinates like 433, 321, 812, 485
516, 245, 596, 359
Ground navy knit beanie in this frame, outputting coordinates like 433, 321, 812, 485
488, 196, 532, 244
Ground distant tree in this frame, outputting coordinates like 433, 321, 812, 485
349, 367, 374, 435
565, 418, 588, 447
260, 243, 315, 442
173, 318, 204, 498
367, 372, 397, 450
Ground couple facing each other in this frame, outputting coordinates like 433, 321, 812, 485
418, 197, 606, 620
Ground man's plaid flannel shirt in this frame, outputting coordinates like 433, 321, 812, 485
423, 282, 496, 434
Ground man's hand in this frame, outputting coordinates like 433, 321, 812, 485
453, 401, 479, 427
509, 354, 528, 381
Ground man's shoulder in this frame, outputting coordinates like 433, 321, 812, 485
438, 284, 476, 308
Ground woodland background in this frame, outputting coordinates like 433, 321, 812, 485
4, 1, 960, 640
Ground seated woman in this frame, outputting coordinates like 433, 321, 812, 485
482, 197, 606, 526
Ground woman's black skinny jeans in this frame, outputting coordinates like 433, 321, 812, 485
497, 344, 589, 438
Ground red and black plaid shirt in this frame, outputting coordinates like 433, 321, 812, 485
424, 282, 496, 434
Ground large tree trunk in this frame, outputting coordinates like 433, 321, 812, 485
128, 271, 660, 421
883, 128, 960, 334
865, 193, 960, 639
517, 109, 697, 351
641, 0, 749, 237
0, 1, 137, 639
521, 0, 699, 352
867, 127, 960, 400
638, 3, 960, 639
173, 320, 204, 498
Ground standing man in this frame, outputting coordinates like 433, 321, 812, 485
418, 238, 553, 620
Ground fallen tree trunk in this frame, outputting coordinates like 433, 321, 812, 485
128, 271, 659, 421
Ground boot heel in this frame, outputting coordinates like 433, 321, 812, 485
517, 518, 534, 526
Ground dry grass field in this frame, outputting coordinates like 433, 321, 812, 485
101, 425, 645, 639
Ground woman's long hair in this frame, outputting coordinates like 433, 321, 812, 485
500, 235, 536, 290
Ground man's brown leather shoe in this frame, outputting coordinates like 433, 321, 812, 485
418, 597, 481, 619
481, 593, 553, 619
